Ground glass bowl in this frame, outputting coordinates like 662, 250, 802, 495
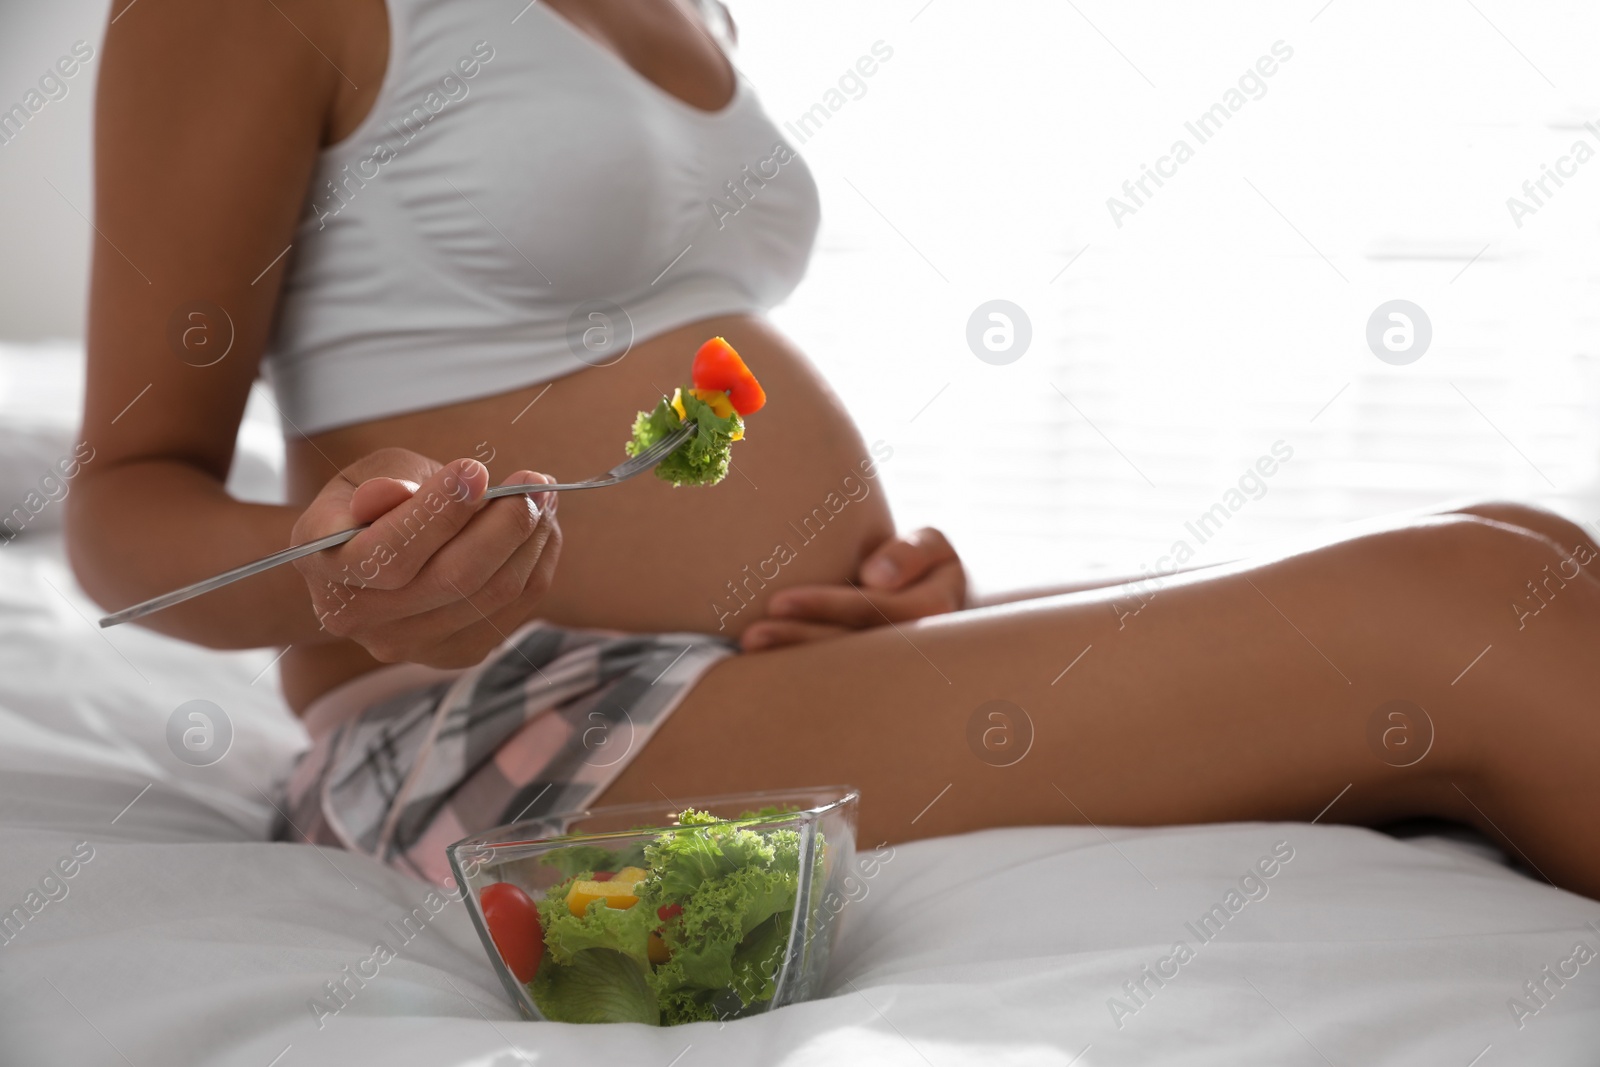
447, 786, 859, 1026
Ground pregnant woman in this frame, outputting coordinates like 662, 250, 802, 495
71, 0, 1600, 895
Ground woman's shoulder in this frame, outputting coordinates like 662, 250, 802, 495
106, 0, 385, 150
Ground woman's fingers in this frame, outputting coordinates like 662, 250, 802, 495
362, 485, 563, 666
740, 619, 849, 652
404, 515, 565, 668
349, 476, 423, 523
337, 459, 489, 590
768, 559, 965, 630
859, 527, 958, 589
413, 472, 553, 604
767, 584, 887, 628
760, 528, 965, 634
329, 473, 561, 663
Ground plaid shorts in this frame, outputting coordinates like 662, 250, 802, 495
271, 622, 737, 886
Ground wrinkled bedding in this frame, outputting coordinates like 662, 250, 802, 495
1, 537, 1596, 1066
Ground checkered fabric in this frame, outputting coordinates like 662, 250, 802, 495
271, 622, 736, 885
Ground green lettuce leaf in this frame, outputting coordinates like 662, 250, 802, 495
541, 896, 655, 969
738, 804, 801, 820
657, 863, 799, 989
729, 910, 792, 1006
629, 813, 809, 1021
625, 392, 743, 487
538, 845, 614, 881
534, 873, 583, 939
539, 841, 650, 881
529, 948, 659, 1025
640, 812, 788, 897
652, 972, 725, 1026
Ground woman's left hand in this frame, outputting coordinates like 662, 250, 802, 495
740, 528, 967, 651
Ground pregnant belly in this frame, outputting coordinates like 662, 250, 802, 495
279, 315, 897, 709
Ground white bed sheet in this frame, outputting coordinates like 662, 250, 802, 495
2, 536, 1598, 1067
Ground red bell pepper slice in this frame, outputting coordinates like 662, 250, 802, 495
691, 337, 766, 416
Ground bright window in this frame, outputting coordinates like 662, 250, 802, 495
740, 1, 1600, 591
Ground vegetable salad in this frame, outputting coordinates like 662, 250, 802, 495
478, 809, 818, 1026
626, 337, 766, 488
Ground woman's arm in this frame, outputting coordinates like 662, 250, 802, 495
68, 0, 561, 669
68, 0, 356, 648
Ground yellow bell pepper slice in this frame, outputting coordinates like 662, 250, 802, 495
670, 387, 743, 441
565, 878, 640, 916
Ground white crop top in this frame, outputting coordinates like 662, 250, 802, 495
263, 0, 819, 434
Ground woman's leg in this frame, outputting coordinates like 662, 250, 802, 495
1450, 501, 1598, 566
599, 515, 1600, 897
974, 501, 1598, 606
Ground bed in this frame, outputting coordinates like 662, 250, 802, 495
1, 343, 1597, 1065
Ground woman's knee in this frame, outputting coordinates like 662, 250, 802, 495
1379, 514, 1568, 602
1451, 501, 1596, 558
1428, 517, 1600, 656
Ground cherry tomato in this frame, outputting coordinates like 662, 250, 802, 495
691, 337, 766, 415
590, 870, 616, 882
479, 882, 543, 983
657, 902, 683, 921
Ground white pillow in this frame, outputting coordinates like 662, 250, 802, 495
0, 339, 285, 540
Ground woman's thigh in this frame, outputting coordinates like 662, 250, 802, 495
976, 501, 1596, 609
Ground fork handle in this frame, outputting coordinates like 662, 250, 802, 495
96, 526, 370, 628
96, 481, 588, 629
483, 480, 578, 500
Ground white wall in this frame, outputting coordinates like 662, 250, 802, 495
737, 1, 1600, 585
0, 0, 109, 340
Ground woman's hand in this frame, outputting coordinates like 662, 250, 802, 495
291, 448, 561, 668
740, 527, 967, 651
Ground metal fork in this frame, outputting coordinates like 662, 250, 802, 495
97, 423, 697, 628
